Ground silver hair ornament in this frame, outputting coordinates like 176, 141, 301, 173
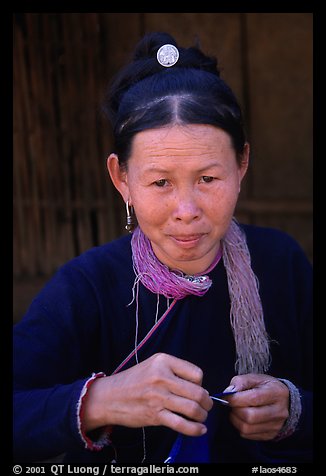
157, 44, 179, 67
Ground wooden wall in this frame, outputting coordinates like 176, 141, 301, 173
13, 13, 313, 321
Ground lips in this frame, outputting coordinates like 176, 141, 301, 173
172, 234, 203, 242
169, 233, 206, 248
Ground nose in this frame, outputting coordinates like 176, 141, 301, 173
173, 191, 201, 224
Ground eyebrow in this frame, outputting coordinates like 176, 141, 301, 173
142, 163, 223, 175
142, 166, 170, 175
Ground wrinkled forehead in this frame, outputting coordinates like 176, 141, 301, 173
129, 124, 236, 166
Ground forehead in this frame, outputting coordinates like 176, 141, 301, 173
130, 124, 234, 159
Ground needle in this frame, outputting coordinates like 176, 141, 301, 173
210, 390, 237, 405
210, 395, 229, 405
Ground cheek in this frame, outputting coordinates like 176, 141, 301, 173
131, 191, 169, 226
209, 181, 240, 209
204, 187, 239, 229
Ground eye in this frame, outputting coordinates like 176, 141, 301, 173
154, 179, 169, 187
200, 176, 215, 183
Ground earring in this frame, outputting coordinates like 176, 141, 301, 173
125, 201, 135, 233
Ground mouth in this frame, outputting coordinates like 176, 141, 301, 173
169, 234, 206, 248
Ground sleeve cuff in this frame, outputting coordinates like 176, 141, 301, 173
274, 378, 302, 441
77, 372, 113, 451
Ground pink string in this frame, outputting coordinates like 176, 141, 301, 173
130, 219, 271, 375
131, 227, 222, 300
112, 298, 178, 375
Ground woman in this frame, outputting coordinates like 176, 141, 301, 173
13, 32, 312, 464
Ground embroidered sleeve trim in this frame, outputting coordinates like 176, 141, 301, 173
274, 378, 302, 441
77, 372, 113, 451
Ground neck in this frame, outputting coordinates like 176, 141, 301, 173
131, 227, 219, 299
150, 242, 221, 276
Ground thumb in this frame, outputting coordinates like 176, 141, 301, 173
224, 373, 273, 392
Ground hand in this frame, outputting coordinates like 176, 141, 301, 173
224, 374, 289, 440
83, 353, 213, 436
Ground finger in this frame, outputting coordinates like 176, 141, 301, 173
227, 373, 277, 392
151, 354, 212, 411
157, 408, 208, 437
230, 412, 284, 439
168, 378, 213, 412
164, 393, 210, 423
226, 388, 275, 408
165, 354, 204, 385
225, 381, 288, 408
237, 431, 279, 441
231, 403, 288, 426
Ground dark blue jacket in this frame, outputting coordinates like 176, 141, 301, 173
13, 224, 313, 463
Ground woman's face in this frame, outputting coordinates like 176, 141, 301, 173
108, 124, 248, 275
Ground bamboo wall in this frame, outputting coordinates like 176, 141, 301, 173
13, 13, 313, 321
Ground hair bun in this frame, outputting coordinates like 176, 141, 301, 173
106, 32, 220, 120
133, 32, 178, 61
133, 32, 219, 76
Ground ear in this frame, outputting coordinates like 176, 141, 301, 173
107, 154, 130, 202
238, 142, 250, 186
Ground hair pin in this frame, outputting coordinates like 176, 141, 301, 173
157, 44, 179, 68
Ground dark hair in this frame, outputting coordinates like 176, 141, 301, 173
102, 32, 246, 167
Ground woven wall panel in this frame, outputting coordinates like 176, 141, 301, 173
13, 12, 313, 283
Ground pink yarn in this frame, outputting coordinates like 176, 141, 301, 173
131, 227, 222, 299
222, 219, 271, 374
130, 218, 271, 374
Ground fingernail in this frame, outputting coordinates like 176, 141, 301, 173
200, 426, 207, 435
223, 384, 236, 393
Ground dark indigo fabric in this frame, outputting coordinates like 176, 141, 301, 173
13, 224, 313, 463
